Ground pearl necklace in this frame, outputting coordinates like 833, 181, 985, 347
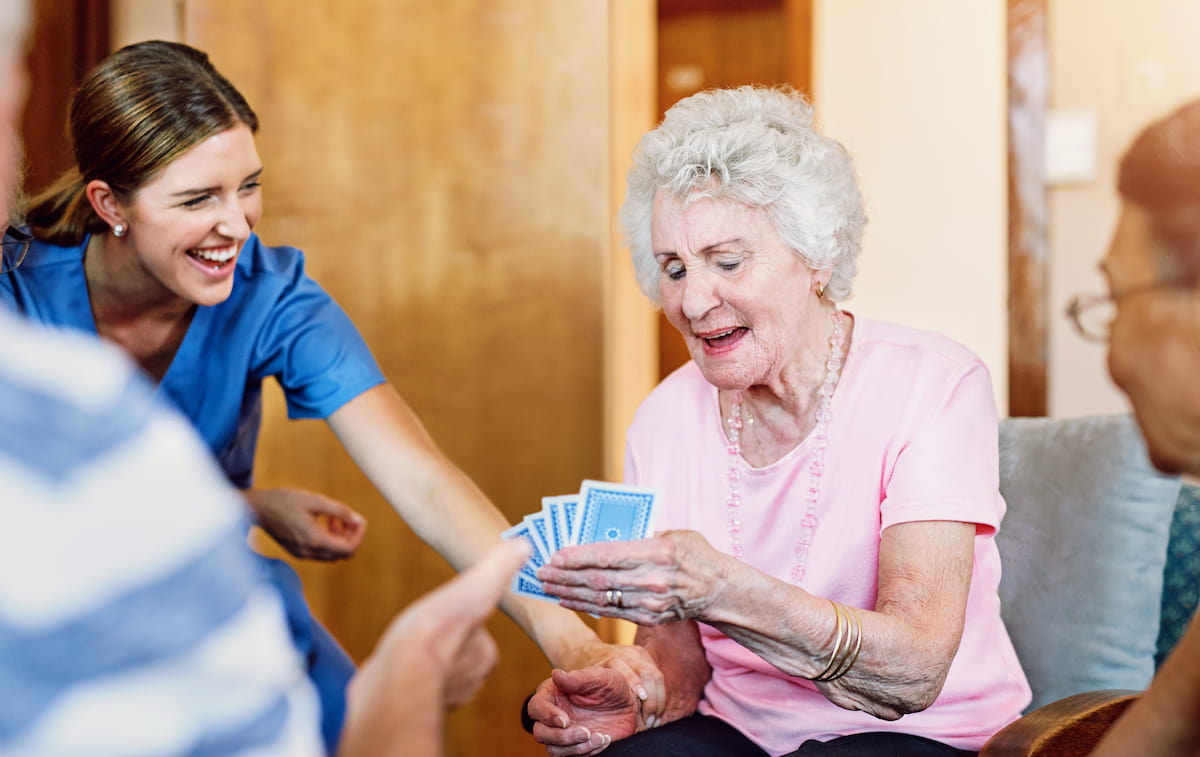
725, 308, 845, 584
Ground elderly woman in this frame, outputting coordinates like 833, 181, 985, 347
527, 86, 1030, 757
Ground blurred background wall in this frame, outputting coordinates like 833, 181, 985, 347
20, 1, 1200, 754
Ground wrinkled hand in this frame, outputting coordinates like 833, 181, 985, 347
557, 642, 666, 729
245, 487, 366, 561
528, 667, 640, 757
537, 530, 726, 625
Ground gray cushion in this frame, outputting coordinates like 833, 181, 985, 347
996, 414, 1181, 712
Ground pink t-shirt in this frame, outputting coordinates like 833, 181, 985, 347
624, 316, 1031, 755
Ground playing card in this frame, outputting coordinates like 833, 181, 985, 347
511, 573, 558, 603
501, 521, 549, 582
523, 512, 554, 561
542, 494, 579, 550
574, 479, 660, 545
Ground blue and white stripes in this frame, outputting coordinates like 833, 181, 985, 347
0, 309, 322, 756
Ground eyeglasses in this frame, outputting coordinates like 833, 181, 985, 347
1065, 279, 1185, 342
0, 227, 30, 275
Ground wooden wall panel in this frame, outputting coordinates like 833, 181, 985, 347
184, 2, 619, 754
21, 0, 109, 198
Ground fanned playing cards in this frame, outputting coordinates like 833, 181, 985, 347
501, 480, 660, 604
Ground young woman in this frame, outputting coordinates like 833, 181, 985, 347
1, 40, 656, 752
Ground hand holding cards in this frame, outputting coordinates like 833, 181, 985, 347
502, 480, 660, 604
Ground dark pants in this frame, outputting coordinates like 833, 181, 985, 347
603, 714, 978, 757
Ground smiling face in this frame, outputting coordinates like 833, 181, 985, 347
652, 192, 828, 393
113, 124, 263, 307
1104, 203, 1200, 474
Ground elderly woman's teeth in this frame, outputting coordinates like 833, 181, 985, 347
705, 328, 741, 344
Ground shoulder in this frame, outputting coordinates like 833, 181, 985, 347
851, 315, 990, 385
1, 236, 86, 288
24, 234, 88, 265
236, 233, 308, 281
840, 315, 998, 436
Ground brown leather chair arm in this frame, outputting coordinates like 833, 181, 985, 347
979, 690, 1140, 757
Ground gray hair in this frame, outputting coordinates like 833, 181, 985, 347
619, 86, 866, 304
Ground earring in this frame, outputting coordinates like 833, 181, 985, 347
113, 223, 126, 237
816, 281, 826, 299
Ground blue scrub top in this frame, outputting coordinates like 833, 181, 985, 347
0, 232, 387, 487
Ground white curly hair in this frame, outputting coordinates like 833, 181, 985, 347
619, 85, 867, 304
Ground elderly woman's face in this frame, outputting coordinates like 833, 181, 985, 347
1105, 203, 1200, 474
652, 192, 823, 391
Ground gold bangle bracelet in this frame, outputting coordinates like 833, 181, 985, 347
822, 605, 863, 682
810, 599, 847, 681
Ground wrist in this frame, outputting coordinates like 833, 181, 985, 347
507, 596, 599, 668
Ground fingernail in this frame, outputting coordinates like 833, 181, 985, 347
637, 685, 648, 700
646, 714, 657, 729
589, 732, 607, 747
557, 715, 568, 728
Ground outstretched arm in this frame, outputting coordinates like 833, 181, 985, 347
326, 384, 662, 704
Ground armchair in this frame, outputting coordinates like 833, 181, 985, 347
980, 414, 1197, 755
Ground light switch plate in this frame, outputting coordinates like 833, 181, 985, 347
1045, 109, 1098, 185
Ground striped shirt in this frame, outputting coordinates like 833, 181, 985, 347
0, 309, 323, 756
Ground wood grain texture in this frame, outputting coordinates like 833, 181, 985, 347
980, 690, 1139, 756
1007, 0, 1049, 417
21, 0, 110, 197
599, 0, 657, 649
185, 2, 619, 754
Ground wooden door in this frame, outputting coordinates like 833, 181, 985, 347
183, 2, 648, 754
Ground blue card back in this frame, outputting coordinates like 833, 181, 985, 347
575, 480, 659, 544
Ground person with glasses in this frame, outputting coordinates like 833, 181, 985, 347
0, 39, 658, 752
0, 226, 28, 274
1068, 100, 1200, 757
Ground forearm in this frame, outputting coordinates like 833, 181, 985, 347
636, 620, 710, 724
703, 561, 960, 719
240, 487, 270, 522
1092, 618, 1200, 757
328, 385, 603, 665
363, 457, 604, 665
339, 661, 444, 756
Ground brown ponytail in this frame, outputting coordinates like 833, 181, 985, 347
27, 40, 258, 246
